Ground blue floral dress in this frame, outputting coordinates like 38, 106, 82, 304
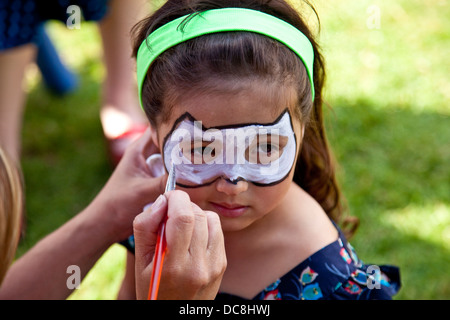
216, 226, 401, 300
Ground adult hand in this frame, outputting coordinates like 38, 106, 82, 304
134, 190, 227, 300
89, 127, 166, 243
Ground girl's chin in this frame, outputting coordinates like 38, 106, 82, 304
219, 219, 252, 233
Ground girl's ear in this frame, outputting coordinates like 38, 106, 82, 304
149, 125, 161, 151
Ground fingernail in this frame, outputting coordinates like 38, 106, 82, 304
151, 194, 166, 212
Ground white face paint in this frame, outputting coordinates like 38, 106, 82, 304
162, 109, 297, 187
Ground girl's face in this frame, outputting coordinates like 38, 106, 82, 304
151, 83, 303, 233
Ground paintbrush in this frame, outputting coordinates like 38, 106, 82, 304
148, 163, 176, 300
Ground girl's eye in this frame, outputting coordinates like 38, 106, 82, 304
191, 146, 203, 155
192, 146, 215, 157
187, 143, 217, 164
258, 143, 278, 155
245, 134, 288, 164
245, 142, 281, 164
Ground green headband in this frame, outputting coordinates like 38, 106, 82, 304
136, 7, 315, 107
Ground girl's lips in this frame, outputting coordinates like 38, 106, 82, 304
210, 202, 248, 218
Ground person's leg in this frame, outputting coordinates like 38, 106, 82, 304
98, 0, 149, 165
35, 24, 78, 95
0, 44, 36, 163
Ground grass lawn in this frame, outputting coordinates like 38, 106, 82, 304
16, 0, 449, 300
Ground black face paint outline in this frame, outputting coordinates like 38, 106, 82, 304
162, 108, 298, 188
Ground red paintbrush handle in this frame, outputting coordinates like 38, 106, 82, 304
148, 217, 168, 300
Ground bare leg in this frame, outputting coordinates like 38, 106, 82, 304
98, 0, 149, 164
0, 44, 36, 163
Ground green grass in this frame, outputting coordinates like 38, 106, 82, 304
16, 0, 449, 300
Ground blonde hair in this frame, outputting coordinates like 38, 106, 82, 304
0, 147, 24, 285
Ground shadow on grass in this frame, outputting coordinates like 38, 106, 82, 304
325, 98, 449, 299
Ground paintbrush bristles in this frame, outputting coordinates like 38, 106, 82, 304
165, 163, 176, 193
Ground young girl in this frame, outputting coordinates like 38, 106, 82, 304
120, 0, 400, 300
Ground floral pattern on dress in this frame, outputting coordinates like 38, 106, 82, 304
216, 224, 401, 301
299, 266, 318, 285
262, 279, 282, 300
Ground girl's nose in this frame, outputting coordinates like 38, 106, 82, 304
215, 177, 248, 195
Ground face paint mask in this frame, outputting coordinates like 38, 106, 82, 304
162, 109, 297, 187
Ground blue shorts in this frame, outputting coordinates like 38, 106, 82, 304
0, 0, 110, 50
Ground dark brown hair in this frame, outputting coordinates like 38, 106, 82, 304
131, 0, 358, 236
